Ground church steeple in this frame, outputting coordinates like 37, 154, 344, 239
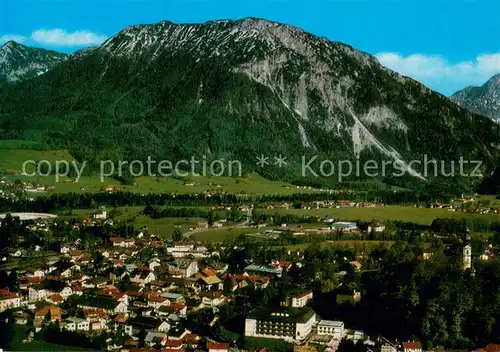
463, 244, 472, 270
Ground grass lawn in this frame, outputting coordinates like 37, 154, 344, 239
0, 148, 317, 195
261, 205, 500, 226
8, 325, 96, 351
0, 149, 75, 174
468, 194, 500, 208
4, 161, 319, 196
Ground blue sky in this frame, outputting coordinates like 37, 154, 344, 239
1, 0, 499, 95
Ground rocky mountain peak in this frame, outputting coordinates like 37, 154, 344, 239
451, 74, 500, 121
0, 41, 67, 83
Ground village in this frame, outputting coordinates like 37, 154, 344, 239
1, 196, 499, 352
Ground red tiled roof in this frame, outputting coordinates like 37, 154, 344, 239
48, 294, 64, 303
199, 291, 223, 299
203, 267, 217, 277
0, 288, 18, 300
26, 276, 44, 284
163, 340, 183, 348
148, 294, 167, 303
403, 341, 422, 350
208, 342, 229, 350
182, 333, 199, 343
34, 305, 61, 320
487, 345, 500, 352
114, 314, 128, 323
170, 303, 186, 313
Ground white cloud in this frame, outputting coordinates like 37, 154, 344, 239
375, 52, 500, 95
0, 34, 28, 44
31, 29, 107, 46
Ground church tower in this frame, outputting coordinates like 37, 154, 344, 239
463, 244, 472, 270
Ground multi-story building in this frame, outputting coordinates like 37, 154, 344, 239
245, 307, 316, 342
317, 320, 344, 339
168, 259, 198, 278
0, 289, 21, 312
61, 317, 91, 332
291, 291, 313, 308
29, 286, 48, 302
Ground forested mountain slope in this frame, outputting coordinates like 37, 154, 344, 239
0, 18, 498, 187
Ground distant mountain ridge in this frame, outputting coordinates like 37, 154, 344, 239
0, 41, 68, 84
450, 74, 500, 121
0, 18, 499, 189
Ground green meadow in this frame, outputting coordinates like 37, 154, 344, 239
1, 147, 315, 195
0, 148, 75, 174
261, 205, 500, 226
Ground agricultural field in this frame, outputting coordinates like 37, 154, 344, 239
0, 148, 75, 174
261, 205, 500, 226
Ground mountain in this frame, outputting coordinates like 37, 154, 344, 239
450, 74, 500, 121
0, 18, 499, 188
0, 41, 67, 84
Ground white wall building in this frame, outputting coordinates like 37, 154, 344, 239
245, 308, 316, 342
291, 291, 313, 308
331, 222, 358, 232
0, 289, 21, 312
317, 320, 344, 339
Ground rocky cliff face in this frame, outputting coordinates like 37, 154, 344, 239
451, 74, 500, 121
0, 41, 67, 83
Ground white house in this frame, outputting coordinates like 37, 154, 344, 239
29, 287, 48, 302
114, 302, 128, 314
26, 269, 45, 278
110, 237, 135, 248
403, 341, 423, 352
59, 286, 73, 299
93, 209, 107, 220
148, 295, 170, 309
130, 270, 156, 285
168, 259, 198, 278
62, 317, 90, 332
367, 221, 385, 233
158, 321, 171, 333
149, 258, 162, 271
200, 291, 225, 307
0, 289, 21, 312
